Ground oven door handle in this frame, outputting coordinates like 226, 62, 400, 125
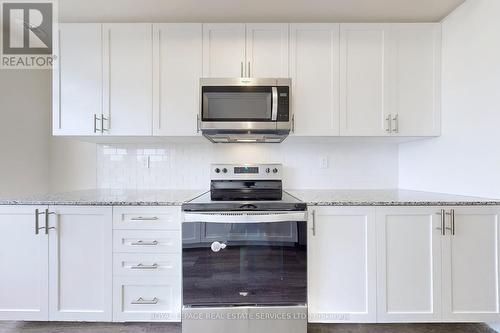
271, 87, 278, 121
183, 211, 307, 223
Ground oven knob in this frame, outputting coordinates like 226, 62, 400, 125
222, 168, 228, 173
272, 168, 278, 173
211, 241, 227, 253
215, 168, 221, 173
265, 168, 270, 173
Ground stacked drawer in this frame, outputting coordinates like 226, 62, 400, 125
112, 206, 182, 322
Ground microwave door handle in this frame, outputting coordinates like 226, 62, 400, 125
271, 87, 278, 121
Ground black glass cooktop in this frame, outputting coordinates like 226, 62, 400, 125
182, 191, 306, 212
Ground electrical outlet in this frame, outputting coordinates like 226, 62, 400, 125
320, 156, 328, 169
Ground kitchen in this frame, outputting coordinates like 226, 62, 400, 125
0, 0, 499, 332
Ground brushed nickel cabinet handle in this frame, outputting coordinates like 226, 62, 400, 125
131, 240, 159, 246
101, 114, 109, 132
131, 297, 158, 305
94, 114, 101, 133
445, 210, 456, 236
35, 209, 45, 235
435, 209, 446, 236
291, 114, 295, 133
311, 210, 316, 236
248, 61, 251, 77
196, 114, 200, 133
386, 114, 392, 133
131, 263, 159, 270
45, 209, 56, 234
240, 62, 244, 77
130, 216, 159, 221
452, 209, 455, 235
392, 114, 399, 133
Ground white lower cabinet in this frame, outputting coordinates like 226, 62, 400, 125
310, 205, 500, 324
376, 207, 442, 322
0, 206, 49, 321
376, 206, 500, 323
48, 206, 113, 321
112, 206, 182, 322
308, 206, 377, 323
0, 205, 112, 322
442, 207, 500, 322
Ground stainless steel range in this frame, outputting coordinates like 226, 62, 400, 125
181, 164, 307, 333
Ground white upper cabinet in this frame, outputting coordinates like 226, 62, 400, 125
308, 206, 377, 323
442, 207, 500, 322
203, 23, 289, 78
153, 23, 202, 136
340, 24, 389, 136
0, 206, 49, 321
48, 206, 112, 321
103, 23, 153, 136
388, 24, 441, 136
54, 24, 103, 135
376, 207, 442, 322
53, 22, 441, 138
290, 24, 340, 136
202, 23, 246, 78
245, 23, 289, 78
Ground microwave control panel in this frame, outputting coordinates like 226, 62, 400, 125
277, 86, 290, 122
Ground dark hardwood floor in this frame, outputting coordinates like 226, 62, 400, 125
0, 322, 495, 333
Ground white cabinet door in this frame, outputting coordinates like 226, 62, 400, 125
54, 23, 102, 135
154, 23, 202, 136
388, 24, 441, 137
308, 206, 376, 323
48, 206, 112, 321
245, 23, 289, 78
0, 206, 48, 321
103, 24, 153, 135
339, 24, 389, 136
202, 24, 246, 78
442, 207, 500, 322
290, 24, 340, 136
376, 207, 442, 322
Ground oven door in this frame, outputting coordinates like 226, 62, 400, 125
182, 212, 307, 307
201, 85, 278, 131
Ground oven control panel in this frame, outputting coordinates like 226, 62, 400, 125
211, 164, 282, 180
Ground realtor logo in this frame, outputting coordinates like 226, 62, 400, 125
1, 0, 55, 69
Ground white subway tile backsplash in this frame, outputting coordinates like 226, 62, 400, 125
96, 142, 399, 190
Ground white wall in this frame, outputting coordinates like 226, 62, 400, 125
0, 70, 51, 196
97, 141, 399, 190
399, 0, 500, 199
49, 137, 97, 192
0, 70, 97, 196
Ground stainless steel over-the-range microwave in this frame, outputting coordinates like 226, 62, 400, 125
199, 78, 292, 143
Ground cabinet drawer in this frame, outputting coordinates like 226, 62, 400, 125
113, 230, 181, 253
113, 277, 181, 322
113, 253, 180, 277
113, 206, 181, 230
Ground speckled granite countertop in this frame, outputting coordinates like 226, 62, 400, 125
0, 189, 206, 206
287, 189, 500, 206
0, 189, 498, 207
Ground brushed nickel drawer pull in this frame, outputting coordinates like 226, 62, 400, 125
130, 216, 159, 221
131, 240, 159, 246
131, 263, 158, 270
131, 297, 158, 305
